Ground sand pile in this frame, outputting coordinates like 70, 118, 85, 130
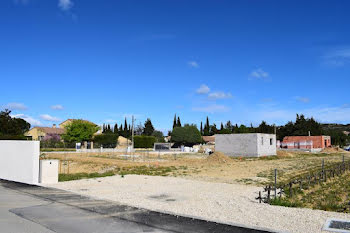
206, 152, 231, 163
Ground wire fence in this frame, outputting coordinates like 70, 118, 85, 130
256, 154, 349, 204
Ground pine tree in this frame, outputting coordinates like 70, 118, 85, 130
200, 121, 203, 135
220, 122, 224, 131
143, 118, 155, 136
173, 114, 177, 129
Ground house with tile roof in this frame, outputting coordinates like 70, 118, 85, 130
25, 124, 65, 141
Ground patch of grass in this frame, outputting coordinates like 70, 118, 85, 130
41, 148, 76, 152
117, 166, 177, 177
59, 171, 115, 182
270, 197, 303, 208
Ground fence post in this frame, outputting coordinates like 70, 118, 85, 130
322, 159, 325, 181
267, 185, 271, 203
289, 182, 293, 197
258, 191, 262, 203
274, 169, 277, 199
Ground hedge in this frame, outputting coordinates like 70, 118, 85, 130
134, 136, 156, 148
93, 133, 118, 148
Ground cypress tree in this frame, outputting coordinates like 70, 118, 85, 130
203, 116, 210, 136
173, 114, 177, 129
114, 123, 118, 134
200, 121, 203, 135
177, 116, 181, 127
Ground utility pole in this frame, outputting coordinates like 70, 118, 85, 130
132, 115, 135, 151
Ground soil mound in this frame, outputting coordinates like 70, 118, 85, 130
206, 152, 231, 163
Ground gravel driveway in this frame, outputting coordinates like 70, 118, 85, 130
47, 175, 350, 233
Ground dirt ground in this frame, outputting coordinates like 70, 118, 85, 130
42, 149, 350, 185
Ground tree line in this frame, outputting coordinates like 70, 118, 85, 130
1, 109, 349, 147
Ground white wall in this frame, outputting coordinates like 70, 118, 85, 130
215, 133, 277, 157
215, 134, 258, 157
256, 133, 277, 156
0, 140, 40, 184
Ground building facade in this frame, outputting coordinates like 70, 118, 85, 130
24, 125, 65, 141
281, 136, 331, 149
215, 133, 277, 157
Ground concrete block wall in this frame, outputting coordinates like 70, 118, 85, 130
256, 134, 277, 156
215, 133, 276, 157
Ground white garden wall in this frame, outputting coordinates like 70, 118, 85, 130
0, 140, 40, 184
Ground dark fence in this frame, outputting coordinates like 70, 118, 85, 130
256, 155, 349, 204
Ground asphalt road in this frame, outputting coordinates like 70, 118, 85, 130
0, 180, 275, 233
0, 184, 170, 233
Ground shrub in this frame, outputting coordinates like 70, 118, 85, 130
134, 135, 156, 148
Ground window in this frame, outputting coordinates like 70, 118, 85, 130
270, 138, 273, 145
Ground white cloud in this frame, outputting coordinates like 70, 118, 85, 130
13, 0, 29, 5
51, 104, 64, 110
12, 114, 42, 126
295, 96, 310, 103
4, 102, 28, 110
208, 91, 232, 100
192, 104, 230, 113
323, 48, 350, 66
253, 105, 350, 125
105, 119, 117, 123
250, 68, 269, 80
196, 84, 210, 94
188, 61, 199, 68
58, 0, 73, 11
40, 114, 61, 122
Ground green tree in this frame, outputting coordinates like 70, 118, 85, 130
171, 124, 202, 146
61, 120, 99, 143
203, 116, 210, 136
152, 130, 165, 142
210, 123, 218, 135
177, 116, 182, 127
143, 118, 155, 136
114, 123, 119, 134
0, 109, 30, 139
200, 121, 203, 135
173, 114, 177, 129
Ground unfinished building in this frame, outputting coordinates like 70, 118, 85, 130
215, 133, 277, 157
281, 135, 331, 151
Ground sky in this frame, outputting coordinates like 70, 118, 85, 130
1, 0, 350, 132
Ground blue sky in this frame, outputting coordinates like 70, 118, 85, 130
1, 0, 350, 132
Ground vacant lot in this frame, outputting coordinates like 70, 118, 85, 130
47, 174, 350, 233
43, 149, 350, 185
